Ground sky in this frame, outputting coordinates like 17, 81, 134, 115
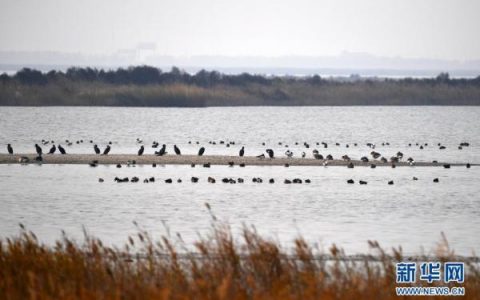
1, 0, 480, 62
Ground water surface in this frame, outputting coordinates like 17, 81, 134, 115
0, 106, 479, 255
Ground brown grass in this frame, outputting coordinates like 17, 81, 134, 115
1, 205, 479, 299
3, 79, 480, 106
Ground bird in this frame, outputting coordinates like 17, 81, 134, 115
239, 146, 245, 157
174, 145, 181, 155
256, 153, 265, 159
301, 152, 306, 158
266, 149, 274, 158
390, 156, 399, 163
94, 145, 101, 155
7, 144, 13, 154
48, 145, 56, 154
138, 145, 144, 156
285, 150, 293, 158
371, 151, 381, 159
35, 144, 43, 156
198, 147, 205, 156
58, 145, 66, 154
103, 145, 111, 155
18, 156, 29, 163
155, 144, 166, 156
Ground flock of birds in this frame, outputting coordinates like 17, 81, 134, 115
108, 174, 311, 185
6, 139, 111, 162
4, 139, 473, 185
5, 138, 472, 164
97, 157, 458, 185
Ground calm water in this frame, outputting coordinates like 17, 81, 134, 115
0, 106, 479, 255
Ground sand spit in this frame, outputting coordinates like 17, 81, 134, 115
0, 154, 473, 167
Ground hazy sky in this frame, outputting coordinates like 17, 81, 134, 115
1, 0, 479, 61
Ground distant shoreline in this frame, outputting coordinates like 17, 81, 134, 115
1, 66, 480, 106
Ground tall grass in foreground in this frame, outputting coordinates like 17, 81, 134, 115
1, 207, 479, 299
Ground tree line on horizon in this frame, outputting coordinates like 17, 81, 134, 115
1, 65, 480, 106
0, 66, 274, 87
2, 65, 480, 87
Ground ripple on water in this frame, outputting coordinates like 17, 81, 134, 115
0, 163, 479, 255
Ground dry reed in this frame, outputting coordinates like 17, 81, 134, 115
1, 205, 478, 299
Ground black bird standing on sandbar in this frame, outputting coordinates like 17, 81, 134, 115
198, 147, 205, 156
48, 144, 56, 154
103, 145, 111, 155
239, 146, 245, 157
266, 149, 274, 158
58, 145, 66, 154
174, 145, 181, 155
7, 144, 13, 154
35, 144, 43, 156
94, 144, 101, 154
155, 144, 166, 156
138, 145, 144, 156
